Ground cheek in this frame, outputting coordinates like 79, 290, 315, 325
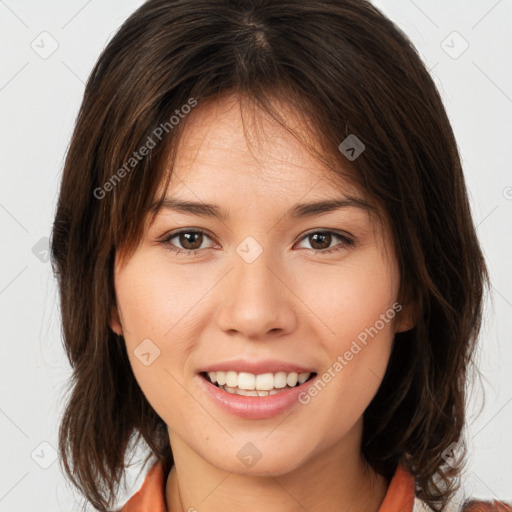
115, 253, 193, 339
296, 253, 398, 413
299, 250, 399, 347
114, 256, 193, 411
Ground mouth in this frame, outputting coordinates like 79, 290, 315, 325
199, 370, 318, 397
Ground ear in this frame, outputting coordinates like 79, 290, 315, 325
394, 300, 417, 333
109, 305, 123, 336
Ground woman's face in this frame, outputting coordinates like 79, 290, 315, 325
111, 94, 412, 475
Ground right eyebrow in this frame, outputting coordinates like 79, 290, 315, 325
150, 198, 229, 221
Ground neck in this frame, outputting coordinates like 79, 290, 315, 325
165, 423, 389, 512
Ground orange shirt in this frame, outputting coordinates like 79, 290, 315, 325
119, 460, 416, 512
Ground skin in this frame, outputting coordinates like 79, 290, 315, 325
110, 94, 414, 512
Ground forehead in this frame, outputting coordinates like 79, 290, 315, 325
158, 93, 363, 205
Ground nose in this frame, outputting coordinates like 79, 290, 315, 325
215, 245, 298, 340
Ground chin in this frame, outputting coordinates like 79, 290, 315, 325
203, 438, 310, 476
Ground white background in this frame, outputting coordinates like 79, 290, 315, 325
0, 0, 511, 510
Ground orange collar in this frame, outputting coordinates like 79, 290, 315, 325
120, 460, 415, 512
120, 461, 167, 512
378, 462, 416, 512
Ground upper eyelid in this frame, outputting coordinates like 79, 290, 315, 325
161, 227, 217, 244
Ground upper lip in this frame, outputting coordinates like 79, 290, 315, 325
198, 359, 316, 375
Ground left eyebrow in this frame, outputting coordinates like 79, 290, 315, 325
150, 195, 375, 221
289, 197, 376, 218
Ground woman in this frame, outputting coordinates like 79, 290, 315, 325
50, 0, 509, 511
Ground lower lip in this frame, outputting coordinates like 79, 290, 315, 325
197, 373, 317, 419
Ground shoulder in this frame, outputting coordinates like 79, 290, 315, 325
413, 496, 512, 512
461, 501, 512, 511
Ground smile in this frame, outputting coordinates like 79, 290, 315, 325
201, 370, 316, 396
197, 369, 318, 419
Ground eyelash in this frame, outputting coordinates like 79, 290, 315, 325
160, 228, 354, 257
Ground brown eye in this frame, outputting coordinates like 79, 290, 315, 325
161, 229, 216, 256
296, 230, 354, 254
177, 231, 203, 250
309, 232, 332, 250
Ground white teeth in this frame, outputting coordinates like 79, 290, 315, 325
298, 372, 310, 384
205, 370, 313, 391
238, 372, 256, 390
235, 388, 258, 396
274, 371, 287, 388
219, 384, 287, 396
255, 373, 274, 390
286, 372, 298, 387
225, 371, 238, 388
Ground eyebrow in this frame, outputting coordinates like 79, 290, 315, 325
151, 195, 375, 221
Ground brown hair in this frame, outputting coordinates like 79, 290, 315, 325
50, 0, 490, 510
